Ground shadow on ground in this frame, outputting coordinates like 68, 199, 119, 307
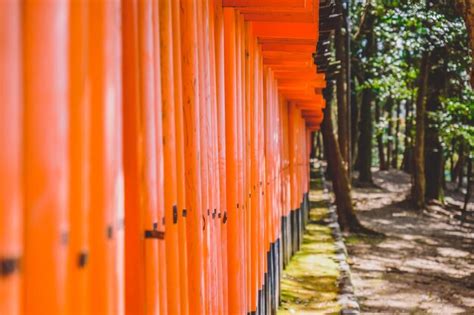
347, 169, 474, 314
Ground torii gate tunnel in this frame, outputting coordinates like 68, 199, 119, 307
0, 0, 327, 314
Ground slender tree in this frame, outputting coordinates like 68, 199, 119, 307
357, 4, 376, 183
392, 100, 402, 168
425, 47, 446, 200
321, 84, 369, 233
463, 156, 472, 214
402, 52, 415, 174
402, 97, 414, 173
375, 99, 387, 170
453, 140, 466, 189
455, 0, 474, 87
335, 2, 350, 167
386, 97, 394, 168
413, 51, 430, 209
351, 76, 360, 169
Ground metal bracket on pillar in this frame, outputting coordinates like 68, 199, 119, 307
0, 257, 20, 277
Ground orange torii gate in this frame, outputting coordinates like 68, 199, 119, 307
0, 0, 325, 314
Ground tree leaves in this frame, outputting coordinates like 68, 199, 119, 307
438, 92, 474, 154
351, 0, 473, 160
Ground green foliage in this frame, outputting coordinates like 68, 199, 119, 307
374, 114, 389, 137
351, 0, 473, 162
436, 91, 474, 155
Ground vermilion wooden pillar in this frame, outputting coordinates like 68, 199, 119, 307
152, 2, 168, 314
159, 1, 182, 314
288, 104, 297, 213
281, 101, 291, 267
138, 0, 163, 313
171, 0, 190, 313
205, 1, 224, 313
306, 129, 312, 193
68, 2, 89, 313
298, 109, 303, 207
87, 1, 124, 314
23, 1, 70, 313
262, 66, 270, 265
242, 18, 252, 313
122, 0, 147, 313
224, 7, 244, 315
248, 24, 259, 313
235, 14, 248, 312
256, 48, 266, 298
0, 2, 22, 314
196, 0, 212, 312
213, 1, 229, 313
180, 0, 205, 313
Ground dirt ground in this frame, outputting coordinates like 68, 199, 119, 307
347, 169, 474, 314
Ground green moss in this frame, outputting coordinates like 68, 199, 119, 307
278, 189, 342, 314
309, 177, 323, 191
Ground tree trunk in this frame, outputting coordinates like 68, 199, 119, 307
450, 138, 456, 181
401, 147, 413, 174
353, 144, 361, 172
351, 77, 360, 170
316, 131, 324, 160
358, 87, 374, 183
335, 18, 349, 167
402, 98, 413, 173
442, 158, 447, 191
392, 100, 401, 169
413, 51, 430, 209
463, 156, 472, 214
321, 85, 366, 233
322, 128, 332, 181
453, 140, 465, 189
424, 48, 445, 201
357, 8, 376, 182
386, 98, 394, 169
402, 57, 415, 174
458, 150, 465, 190
375, 100, 387, 170
456, 0, 474, 88
425, 142, 444, 200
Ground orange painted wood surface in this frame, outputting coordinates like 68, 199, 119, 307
0, 2, 22, 314
22, 1, 70, 313
0, 0, 324, 313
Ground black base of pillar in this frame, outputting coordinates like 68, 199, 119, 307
281, 218, 286, 269
256, 192, 310, 314
264, 272, 269, 315
276, 238, 281, 307
257, 288, 263, 315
